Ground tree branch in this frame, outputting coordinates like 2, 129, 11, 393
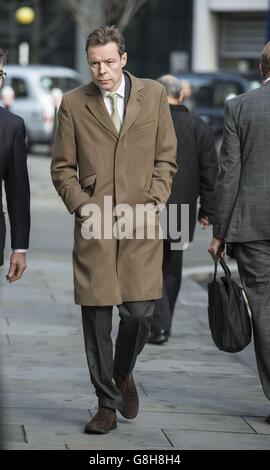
61, 0, 86, 25
117, 0, 147, 31
61, 0, 146, 35
61, 0, 105, 35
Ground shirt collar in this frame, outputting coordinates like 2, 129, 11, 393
102, 74, 125, 98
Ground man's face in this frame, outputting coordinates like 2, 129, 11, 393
87, 41, 127, 92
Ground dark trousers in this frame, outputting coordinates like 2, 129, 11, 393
232, 241, 270, 401
151, 240, 183, 334
81, 300, 155, 410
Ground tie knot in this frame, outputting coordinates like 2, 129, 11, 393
107, 93, 118, 105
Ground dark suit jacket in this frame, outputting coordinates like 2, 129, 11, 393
167, 104, 218, 242
213, 81, 270, 242
0, 106, 30, 266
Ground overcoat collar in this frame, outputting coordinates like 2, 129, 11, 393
85, 71, 144, 139
169, 104, 189, 113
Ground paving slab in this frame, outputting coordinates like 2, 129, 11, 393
1, 407, 89, 426
0, 424, 25, 444
64, 429, 171, 450
65, 444, 172, 450
4, 443, 66, 450
163, 428, 270, 450
243, 416, 270, 435
18, 423, 171, 450
125, 411, 253, 434
0, 392, 94, 410
0, 322, 81, 337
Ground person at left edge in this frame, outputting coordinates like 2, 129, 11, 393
0, 48, 30, 282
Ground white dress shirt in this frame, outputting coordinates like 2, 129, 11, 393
101, 74, 125, 124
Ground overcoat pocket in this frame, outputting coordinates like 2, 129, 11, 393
79, 174, 96, 196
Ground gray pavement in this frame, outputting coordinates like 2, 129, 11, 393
0, 156, 270, 450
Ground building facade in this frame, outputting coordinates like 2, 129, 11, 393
123, 0, 193, 78
192, 0, 270, 72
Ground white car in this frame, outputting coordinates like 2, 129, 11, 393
0, 65, 83, 150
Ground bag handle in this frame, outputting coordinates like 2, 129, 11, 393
213, 256, 232, 281
219, 257, 232, 278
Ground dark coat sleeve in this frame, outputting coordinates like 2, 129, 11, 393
195, 119, 219, 221
4, 119, 30, 249
212, 99, 241, 238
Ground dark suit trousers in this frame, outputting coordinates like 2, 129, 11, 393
232, 241, 270, 401
151, 240, 183, 334
81, 300, 155, 410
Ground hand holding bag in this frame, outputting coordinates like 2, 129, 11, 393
207, 256, 252, 353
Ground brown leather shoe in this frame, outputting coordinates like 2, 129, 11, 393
114, 373, 139, 419
84, 407, 117, 434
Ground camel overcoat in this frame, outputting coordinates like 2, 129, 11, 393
51, 71, 177, 306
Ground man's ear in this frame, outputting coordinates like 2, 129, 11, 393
178, 90, 184, 104
121, 52, 127, 68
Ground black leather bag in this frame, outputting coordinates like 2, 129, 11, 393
207, 257, 252, 353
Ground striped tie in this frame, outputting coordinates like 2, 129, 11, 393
107, 93, 121, 134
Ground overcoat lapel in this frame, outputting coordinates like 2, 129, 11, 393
120, 71, 144, 139
85, 82, 118, 138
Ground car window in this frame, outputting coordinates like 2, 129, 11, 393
193, 83, 212, 107
178, 75, 256, 109
10, 78, 29, 98
213, 81, 242, 106
179, 77, 213, 108
40, 76, 81, 93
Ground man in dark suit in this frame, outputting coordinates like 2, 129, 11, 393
0, 49, 30, 281
209, 42, 270, 424
148, 75, 218, 345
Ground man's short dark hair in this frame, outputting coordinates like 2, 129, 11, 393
0, 48, 8, 66
85, 25, 125, 57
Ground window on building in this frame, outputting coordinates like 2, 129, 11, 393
219, 12, 267, 72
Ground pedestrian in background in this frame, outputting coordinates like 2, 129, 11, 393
51, 26, 177, 434
148, 75, 218, 345
0, 48, 30, 283
209, 42, 270, 424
